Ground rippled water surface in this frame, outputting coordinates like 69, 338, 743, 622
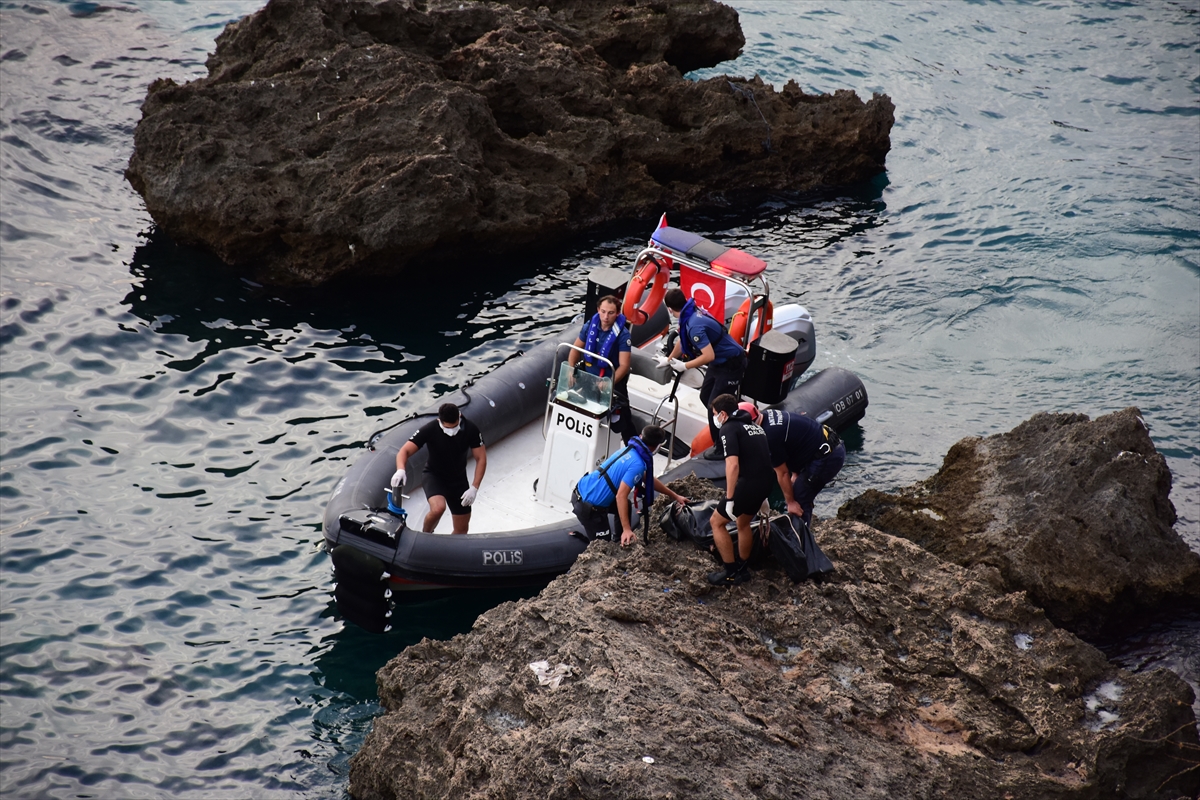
2, 1, 1197, 797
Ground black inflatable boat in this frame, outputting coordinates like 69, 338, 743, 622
323, 223, 867, 631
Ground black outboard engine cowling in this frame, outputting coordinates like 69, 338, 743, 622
788, 317, 816, 378
743, 330, 800, 405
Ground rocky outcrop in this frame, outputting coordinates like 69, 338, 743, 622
839, 407, 1200, 638
125, 0, 894, 286
349, 523, 1199, 799
347, 408, 1200, 799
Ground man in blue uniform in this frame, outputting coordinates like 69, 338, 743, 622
571, 425, 688, 546
741, 403, 845, 529
568, 294, 636, 443
660, 288, 748, 449
391, 403, 487, 534
707, 394, 775, 586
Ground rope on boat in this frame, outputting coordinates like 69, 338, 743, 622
365, 345, 535, 450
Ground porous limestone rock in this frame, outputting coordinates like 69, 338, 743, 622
839, 407, 1200, 638
347, 411, 1200, 798
348, 520, 1199, 799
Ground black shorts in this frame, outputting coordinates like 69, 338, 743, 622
731, 475, 773, 518
571, 488, 615, 541
424, 472, 470, 516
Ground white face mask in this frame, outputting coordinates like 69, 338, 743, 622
716, 413, 728, 427
440, 423, 460, 437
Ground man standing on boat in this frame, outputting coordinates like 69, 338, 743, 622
391, 403, 486, 534
567, 294, 636, 443
706, 394, 775, 586
740, 403, 845, 529
570, 425, 687, 546
659, 287, 748, 451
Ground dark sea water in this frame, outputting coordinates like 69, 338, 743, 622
1, 1, 1196, 797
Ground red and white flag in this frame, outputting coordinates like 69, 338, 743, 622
681, 265, 726, 322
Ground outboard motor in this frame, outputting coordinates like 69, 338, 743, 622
742, 330, 800, 405
787, 317, 816, 378
586, 267, 628, 315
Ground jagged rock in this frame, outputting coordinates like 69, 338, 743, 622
347, 410, 1200, 798
348, 520, 1199, 799
125, 0, 894, 286
839, 407, 1200, 638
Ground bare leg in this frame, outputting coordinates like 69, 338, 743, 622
711, 509, 736, 562
735, 513, 755, 560
423, 495, 447, 532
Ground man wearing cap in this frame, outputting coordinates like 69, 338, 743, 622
658, 287, 748, 449
391, 403, 487, 534
740, 402, 845, 529
570, 425, 688, 546
707, 394, 775, 586
567, 294, 636, 443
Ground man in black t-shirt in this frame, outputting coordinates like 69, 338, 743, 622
744, 404, 845, 529
707, 393, 775, 586
391, 403, 487, 534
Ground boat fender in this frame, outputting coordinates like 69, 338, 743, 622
689, 427, 713, 457
622, 255, 669, 326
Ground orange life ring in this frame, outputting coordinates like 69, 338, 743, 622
728, 297, 774, 346
622, 256, 669, 326
689, 427, 714, 457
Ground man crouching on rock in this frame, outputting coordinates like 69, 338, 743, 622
571, 425, 687, 546
708, 394, 775, 586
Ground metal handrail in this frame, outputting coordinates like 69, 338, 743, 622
650, 369, 685, 471
630, 244, 772, 349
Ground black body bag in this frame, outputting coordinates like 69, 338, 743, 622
659, 498, 721, 544
769, 513, 835, 582
663, 498, 767, 567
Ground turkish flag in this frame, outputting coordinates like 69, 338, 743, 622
680, 265, 726, 322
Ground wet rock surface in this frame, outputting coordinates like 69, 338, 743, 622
839, 407, 1200, 638
125, 0, 894, 286
348, 409, 1200, 799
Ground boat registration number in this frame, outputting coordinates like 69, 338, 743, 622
483, 549, 524, 566
833, 388, 865, 415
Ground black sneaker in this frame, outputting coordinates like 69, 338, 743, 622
707, 563, 750, 586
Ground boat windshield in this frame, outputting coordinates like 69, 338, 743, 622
553, 361, 612, 417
